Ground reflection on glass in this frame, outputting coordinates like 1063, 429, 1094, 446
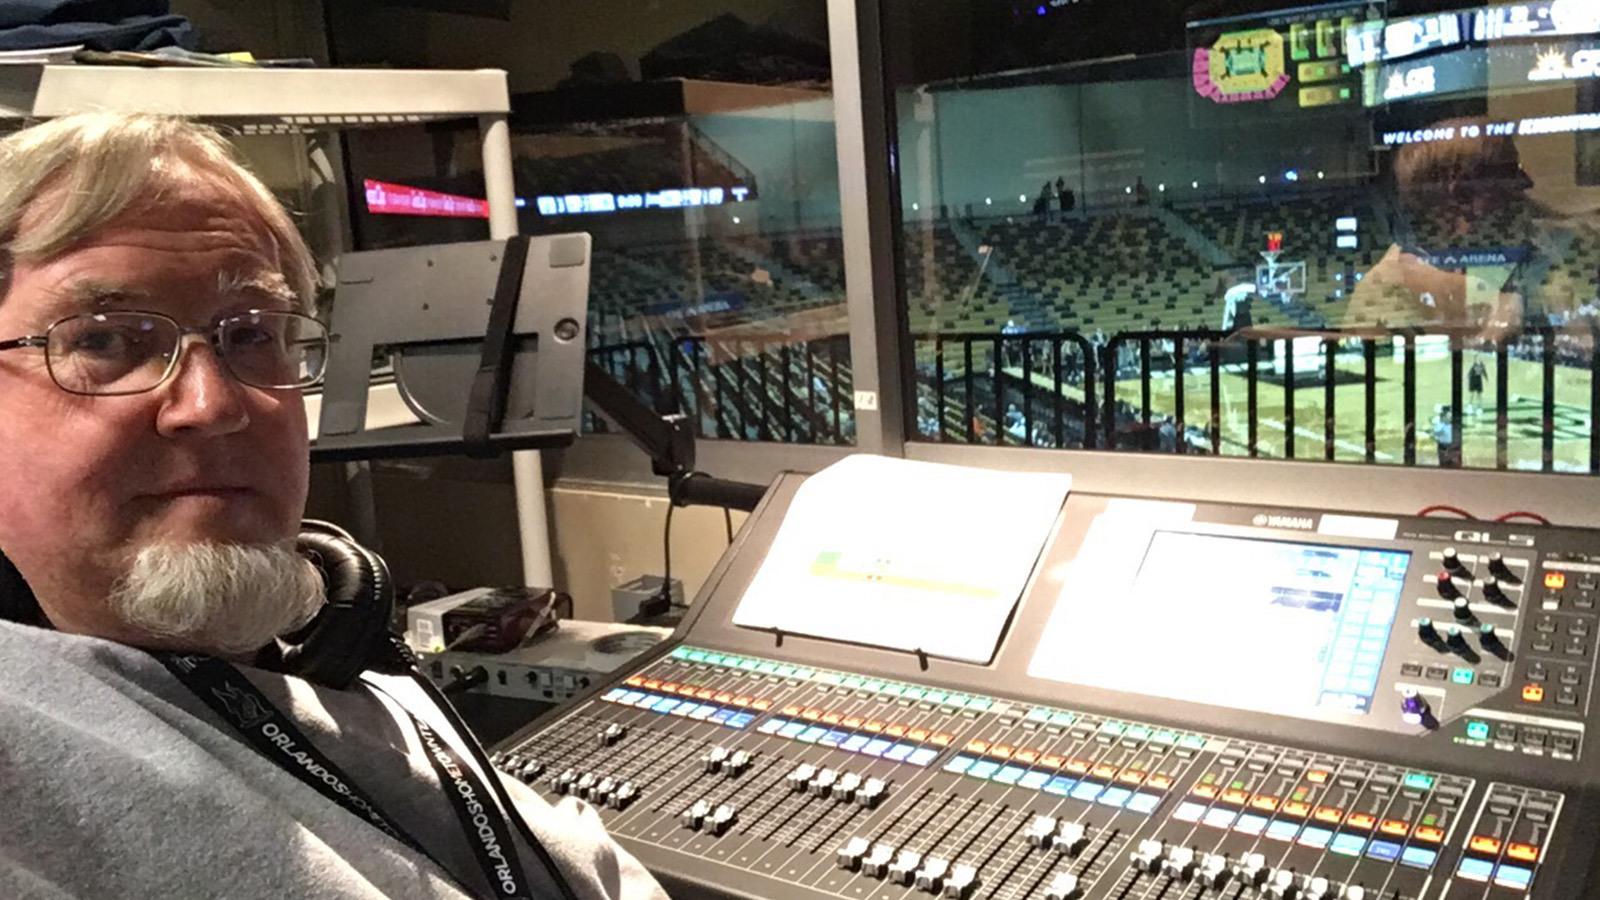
887, 0, 1600, 472
331, 1, 851, 445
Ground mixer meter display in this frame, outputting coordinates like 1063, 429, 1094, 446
1035, 531, 1411, 719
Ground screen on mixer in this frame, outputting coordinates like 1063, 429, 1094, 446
1043, 532, 1410, 718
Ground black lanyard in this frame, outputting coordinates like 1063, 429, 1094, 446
154, 653, 535, 900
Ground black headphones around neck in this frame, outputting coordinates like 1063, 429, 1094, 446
0, 521, 397, 689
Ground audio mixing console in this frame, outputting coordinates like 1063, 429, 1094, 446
495, 475, 1600, 899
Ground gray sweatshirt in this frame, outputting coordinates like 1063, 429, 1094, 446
0, 618, 669, 900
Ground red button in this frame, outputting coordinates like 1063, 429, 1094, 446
1415, 825, 1444, 843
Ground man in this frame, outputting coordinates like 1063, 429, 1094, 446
0, 113, 665, 899
1468, 357, 1487, 415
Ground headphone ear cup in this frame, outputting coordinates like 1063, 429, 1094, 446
0, 550, 46, 627
278, 526, 396, 689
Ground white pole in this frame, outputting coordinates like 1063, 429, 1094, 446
480, 112, 554, 588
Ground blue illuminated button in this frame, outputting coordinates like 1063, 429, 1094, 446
670, 646, 694, 660
603, 688, 627, 702
1403, 772, 1436, 792
708, 708, 734, 725
1297, 826, 1333, 849
1365, 840, 1401, 862
1233, 814, 1268, 836
944, 754, 976, 774
1456, 857, 1495, 882
757, 718, 786, 735
1266, 821, 1300, 842
1044, 777, 1077, 796
1202, 808, 1236, 829
1329, 834, 1366, 857
907, 748, 940, 767
1049, 711, 1076, 727
1172, 801, 1205, 823
777, 722, 807, 739
1070, 782, 1103, 802
1026, 708, 1052, 723
1494, 864, 1534, 891
1019, 771, 1051, 791
798, 725, 827, 742
993, 765, 1026, 785
689, 704, 717, 720
652, 698, 682, 715
1466, 720, 1491, 741
1452, 668, 1476, 685
863, 739, 893, 757
727, 712, 755, 729
1126, 792, 1161, 815
969, 760, 1001, 780
818, 728, 848, 746
1401, 846, 1438, 869
620, 690, 646, 705
1097, 787, 1132, 808
842, 735, 870, 753
884, 743, 914, 762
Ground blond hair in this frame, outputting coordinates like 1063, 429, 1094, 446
0, 113, 317, 307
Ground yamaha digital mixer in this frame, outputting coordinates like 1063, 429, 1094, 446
495, 473, 1600, 899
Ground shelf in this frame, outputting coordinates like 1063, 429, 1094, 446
0, 65, 509, 130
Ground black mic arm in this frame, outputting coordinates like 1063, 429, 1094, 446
583, 361, 767, 512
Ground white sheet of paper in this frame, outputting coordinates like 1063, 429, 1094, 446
731, 455, 1070, 662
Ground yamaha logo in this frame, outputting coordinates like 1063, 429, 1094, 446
1253, 513, 1315, 530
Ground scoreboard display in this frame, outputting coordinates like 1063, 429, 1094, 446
1187, 0, 1382, 118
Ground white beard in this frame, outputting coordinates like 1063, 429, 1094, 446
108, 542, 325, 657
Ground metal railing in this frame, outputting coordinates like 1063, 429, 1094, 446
589, 324, 1600, 473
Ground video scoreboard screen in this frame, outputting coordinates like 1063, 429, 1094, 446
1187, 0, 1383, 121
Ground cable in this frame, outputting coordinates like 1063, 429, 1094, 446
1417, 504, 1477, 519
724, 506, 734, 544
631, 500, 676, 621
442, 623, 488, 652
1496, 511, 1552, 526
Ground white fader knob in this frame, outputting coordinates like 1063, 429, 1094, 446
1130, 839, 1164, 873
1026, 815, 1058, 848
1043, 872, 1080, 900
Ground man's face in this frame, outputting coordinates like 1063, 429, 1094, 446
0, 180, 310, 637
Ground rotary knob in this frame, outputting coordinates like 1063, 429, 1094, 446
1487, 551, 1513, 580
1400, 688, 1430, 726
1442, 546, 1463, 571
1416, 616, 1438, 641
1482, 577, 1510, 605
1452, 596, 1472, 620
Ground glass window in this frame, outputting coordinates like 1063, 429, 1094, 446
886, 0, 1600, 473
328, 1, 854, 445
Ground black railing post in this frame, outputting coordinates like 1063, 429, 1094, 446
964, 339, 976, 443
1021, 337, 1034, 446
1403, 333, 1416, 467
934, 333, 946, 443
1173, 336, 1186, 454
1496, 339, 1510, 470
1543, 328, 1556, 472
1284, 340, 1296, 460
1209, 339, 1221, 455
1247, 339, 1259, 458
1450, 334, 1464, 469
1324, 338, 1336, 461
1052, 336, 1064, 447
1364, 339, 1377, 464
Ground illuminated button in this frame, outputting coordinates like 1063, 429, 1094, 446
1282, 801, 1312, 818
1457, 857, 1495, 882
929, 733, 953, 746
965, 740, 989, 755
1117, 769, 1144, 785
1251, 795, 1280, 812
907, 728, 929, 741
1040, 754, 1066, 769
1191, 784, 1218, 799
1522, 684, 1546, 703
1346, 813, 1376, 830
1494, 864, 1534, 891
1221, 789, 1249, 805
993, 745, 1016, 760
885, 724, 907, 738
1507, 842, 1540, 863
1414, 825, 1444, 843
752, 698, 772, 711
1314, 806, 1344, 824
1093, 764, 1120, 780
781, 705, 802, 717
1469, 835, 1503, 855
1402, 772, 1435, 792
842, 716, 863, 729
1147, 774, 1173, 791
1066, 759, 1091, 774
1400, 846, 1438, 869
863, 720, 885, 732
1451, 668, 1475, 685
1545, 572, 1567, 590
1466, 720, 1491, 741
1306, 769, 1330, 784
1379, 819, 1410, 837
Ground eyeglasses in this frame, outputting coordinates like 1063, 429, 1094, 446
0, 310, 329, 396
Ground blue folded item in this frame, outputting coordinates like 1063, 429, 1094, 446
0, 1, 194, 52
